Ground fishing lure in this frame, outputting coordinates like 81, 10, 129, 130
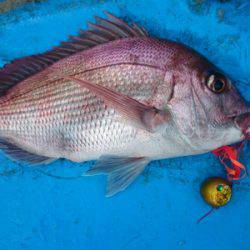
200, 177, 232, 207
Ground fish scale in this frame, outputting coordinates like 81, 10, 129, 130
0, 62, 165, 160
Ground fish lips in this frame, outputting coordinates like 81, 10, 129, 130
234, 112, 250, 138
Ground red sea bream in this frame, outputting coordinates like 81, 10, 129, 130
0, 12, 249, 196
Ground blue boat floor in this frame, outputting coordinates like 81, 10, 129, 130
0, 1, 249, 250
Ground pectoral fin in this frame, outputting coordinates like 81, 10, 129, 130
67, 77, 170, 132
84, 155, 149, 197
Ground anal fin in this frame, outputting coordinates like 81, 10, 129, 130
0, 139, 55, 165
85, 155, 149, 197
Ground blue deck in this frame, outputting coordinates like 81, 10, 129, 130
0, 1, 249, 249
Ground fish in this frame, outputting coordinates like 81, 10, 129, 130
0, 12, 249, 196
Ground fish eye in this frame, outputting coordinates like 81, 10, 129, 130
206, 72, 227, 94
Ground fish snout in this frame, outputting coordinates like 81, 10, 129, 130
234, 112, 250, 138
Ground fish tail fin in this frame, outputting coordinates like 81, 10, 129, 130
0, 138, 56, 165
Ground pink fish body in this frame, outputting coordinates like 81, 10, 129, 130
0, 12, 249, 196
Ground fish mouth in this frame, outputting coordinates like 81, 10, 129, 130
234, 112, 250, 139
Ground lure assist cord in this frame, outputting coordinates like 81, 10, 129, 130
212, 130, 249, 180
212, 141, 247, 181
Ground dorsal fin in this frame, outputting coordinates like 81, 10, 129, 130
0, 11, 148, 96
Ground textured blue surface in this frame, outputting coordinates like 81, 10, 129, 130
0, 1, 250, 250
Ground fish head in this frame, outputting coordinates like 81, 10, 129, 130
167, 48, 249, 151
